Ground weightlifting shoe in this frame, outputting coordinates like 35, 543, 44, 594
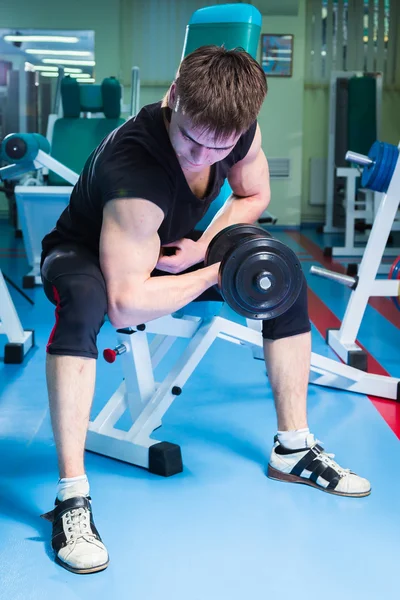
41, 496, 109, 574
267, 434, 371, 497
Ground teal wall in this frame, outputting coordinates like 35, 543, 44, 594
257, 7, 306, 226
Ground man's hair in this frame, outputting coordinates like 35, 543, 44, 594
171, 45, 267, 139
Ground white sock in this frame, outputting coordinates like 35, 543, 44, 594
277, 428, 311, 450
57, 475, 90, 502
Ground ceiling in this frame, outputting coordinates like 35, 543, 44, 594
0, 28, 95, 77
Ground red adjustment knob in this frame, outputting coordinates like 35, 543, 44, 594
103, 348, 117, 363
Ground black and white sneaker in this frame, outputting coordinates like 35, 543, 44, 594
41, 496, 109, 574
268, 434, 371, 497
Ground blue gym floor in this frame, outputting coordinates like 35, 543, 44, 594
0, 218, 399, 600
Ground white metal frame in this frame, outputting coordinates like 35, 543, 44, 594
0, 270, 34, 362
326, 144, 400, 365
329, 167, 400, 272
86, 310, 400, 470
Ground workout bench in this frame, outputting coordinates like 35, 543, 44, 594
86, 306, 400, 476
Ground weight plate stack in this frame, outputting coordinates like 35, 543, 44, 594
361, 141, 399, 193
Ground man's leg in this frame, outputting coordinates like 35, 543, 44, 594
41, 245, 110, 573
46, 355, 96, 479
263, 331, 310, 432
262, 275, 371, 497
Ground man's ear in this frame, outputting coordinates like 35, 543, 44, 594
168, 83, 177, 111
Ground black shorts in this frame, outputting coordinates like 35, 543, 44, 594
41, 242, 311, 359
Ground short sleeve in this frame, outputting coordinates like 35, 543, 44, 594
232, 120, 257, 164
96, 144, 175, 215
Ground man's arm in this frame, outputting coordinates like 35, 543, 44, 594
196, 124, 271, 253
100, 198, 219, 328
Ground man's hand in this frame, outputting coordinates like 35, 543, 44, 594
156, 238, 205, 274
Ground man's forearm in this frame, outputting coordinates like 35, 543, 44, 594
108, 264, 219, 328
197, 193, 270, 256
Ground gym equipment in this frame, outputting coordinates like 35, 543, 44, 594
314, 255, 400, 312
48, 76, 124, 185
355, 142, 398, 193
0, 132, 79, 287
1, 132, 50, 162
0, 269, 34, 363
324, 71, 382, 235
88, 298, 400, 474
322, 74, 400, 272
311, 138, 400, 371
205, 224, 303, 319
182, 3, 261, 61
0, 77, 125, 288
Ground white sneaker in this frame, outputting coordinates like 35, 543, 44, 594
41, 496, 109, 574
267, 434, 371, 498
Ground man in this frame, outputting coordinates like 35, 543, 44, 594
40, 46, 370, 575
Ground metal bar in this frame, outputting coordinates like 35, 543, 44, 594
310, 265, 357, 288
130, 66, 140, 117
345, 150, 374, 166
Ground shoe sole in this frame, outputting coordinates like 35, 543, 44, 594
55, 555, 110, 574
267, 464, 371, 498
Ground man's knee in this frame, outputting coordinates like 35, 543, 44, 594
47, 276, 108, 359
60, 276, 107, 329
262, 272, 310, 340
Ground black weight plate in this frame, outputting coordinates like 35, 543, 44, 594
219, 237, 303, 319
205, 223, 271, 266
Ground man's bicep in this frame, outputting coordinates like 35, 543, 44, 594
100, 198, 164, 301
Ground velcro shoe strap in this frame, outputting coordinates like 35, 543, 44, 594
54, 496, 91, 522
309, 460, 329, 483
290, 444, 324, 477
41, 496, 91, 523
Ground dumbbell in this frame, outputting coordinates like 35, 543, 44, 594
204, 223, 303, 320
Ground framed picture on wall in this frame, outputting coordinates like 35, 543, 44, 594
261, 34, 294, 77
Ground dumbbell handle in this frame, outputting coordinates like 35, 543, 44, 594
345, 150, 374, 167
310, 266, 357, 289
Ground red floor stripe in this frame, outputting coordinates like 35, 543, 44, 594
289, 231, 400, 328
307, 287, 400, 439
287, 230, 400, 438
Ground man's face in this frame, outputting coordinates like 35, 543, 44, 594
167, 89, 241, 172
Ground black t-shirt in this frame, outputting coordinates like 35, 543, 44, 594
41, 101, 257, 259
